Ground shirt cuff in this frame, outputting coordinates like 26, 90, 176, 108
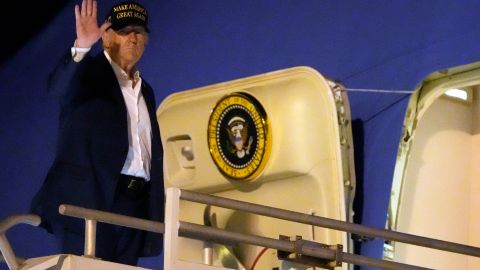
71, 46, 91, 62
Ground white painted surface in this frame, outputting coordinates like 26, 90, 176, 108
395, 92, 480, 269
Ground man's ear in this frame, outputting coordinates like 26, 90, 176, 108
102, 30, 111, 49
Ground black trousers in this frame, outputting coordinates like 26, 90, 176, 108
54, 175, 150, 266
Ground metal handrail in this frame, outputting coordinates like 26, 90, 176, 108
179, 221, 434, 270
4, 192, 475, 269
59, 181, 480, 270
58, 205, 164, 258
59, 204, 433, 270
58, 205, 165, 233
0, 214, 41, 270
180, 189, 480, 258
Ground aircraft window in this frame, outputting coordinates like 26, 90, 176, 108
444, 88, 471, 103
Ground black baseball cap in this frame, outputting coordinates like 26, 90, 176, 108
106, 1, 149, 33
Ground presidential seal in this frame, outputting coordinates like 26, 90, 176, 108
208, 93, 270, 180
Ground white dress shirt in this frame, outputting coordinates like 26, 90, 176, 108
71, 46, 152, 180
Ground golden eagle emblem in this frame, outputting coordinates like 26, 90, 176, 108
207, 92, 270, 180
226, 116, 253, 158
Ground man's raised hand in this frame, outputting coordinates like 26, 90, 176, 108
74, 0, 111, 48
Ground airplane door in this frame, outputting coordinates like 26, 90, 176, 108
157, 66, 355, 269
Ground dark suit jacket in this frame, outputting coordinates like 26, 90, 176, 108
30, 50, 164, 256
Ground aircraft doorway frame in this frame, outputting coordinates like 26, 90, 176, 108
386, 62, 480, 264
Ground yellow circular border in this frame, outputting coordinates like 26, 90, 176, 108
207, 93, 271, 180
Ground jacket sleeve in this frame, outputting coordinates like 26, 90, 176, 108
47, 49, 87, 98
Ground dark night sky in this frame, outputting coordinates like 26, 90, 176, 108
1, 2, 67, 65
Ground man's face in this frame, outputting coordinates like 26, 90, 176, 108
104, 25, 149, 66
